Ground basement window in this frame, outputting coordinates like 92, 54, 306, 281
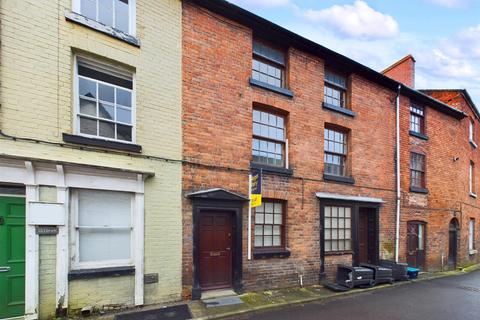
73, 0, 135, 35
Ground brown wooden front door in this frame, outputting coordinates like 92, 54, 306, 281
199, 211, 233, 290
358, 212, 369, 264
407, 221, 426, 269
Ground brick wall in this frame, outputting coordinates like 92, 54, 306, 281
182, 2, 398, 295
0, 0, 183, 312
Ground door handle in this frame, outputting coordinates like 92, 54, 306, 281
0, 266, 11, 273
226, 247, 231, 251
0, 216, 4, 225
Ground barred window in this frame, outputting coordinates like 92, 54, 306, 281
252, 40, 286, 88
324, 128, 347, 176
324, 206, 352, 252
252, 109, 286, 167
410, 153, 426, 188
324, 70, 347, 108
410, 104, 425, 134
254, 201, 284, 248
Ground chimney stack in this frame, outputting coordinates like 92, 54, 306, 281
382, 55, 416, 88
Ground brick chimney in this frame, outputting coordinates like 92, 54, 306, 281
382, 55, 416, 88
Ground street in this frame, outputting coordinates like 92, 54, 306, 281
228, 270, 480, 320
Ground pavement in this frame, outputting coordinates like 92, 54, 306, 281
221, 269, 480, 320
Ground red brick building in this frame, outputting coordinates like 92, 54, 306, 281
181, 0, 478, 299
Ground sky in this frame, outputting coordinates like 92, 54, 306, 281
229, 0, 480, 106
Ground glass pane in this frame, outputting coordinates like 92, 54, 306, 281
274, 203, 283, 213
99, 83, 115, 103
98, 0, 114, 26
99, 121, 115, 138
117, 124, 132, 141
325, 240, 331, 252
254, 237, 263, 247
79, 117, 97, 135
254, 225, 263, 236
345, 240, 351, 250
80, 99, 96, 116
265, 214, 273, 224
253, 110, 261, 122
117, 107, 132, 124
78, 189, 132, 227
325, 207, 331, 217
265, 202, 274, 213
79, 78, 96, 99
274, 214, 282, 225
255, 213, 264, 224
264, 226, 273, 235
99, 103, 115, 120
273, 236, 281, 246
345, 208, 351, 218
79, 228, 130, 262
80, 0, 97, 20
273, 226, 281, 235
116, 88, 132, 107
332, 241, 338, 251
264, 237, 272, 247
115, 0, 129, 33
325, 229, 331, 240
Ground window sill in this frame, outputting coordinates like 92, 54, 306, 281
409, 131, 429, 141
323, 174, 355, 185
253, 249, 291, 259
470, 140, 478, 149
322, 102, 356, 117
470, 192, 478, 199
250, 162, 293, 176
324, 251, 353, 256
68, 266, 135, 280
63, 133, 142, 153
410, 186, 429, 194
65, 11, 140, 47
469, 249, 478, 255
249, 78, 294, 98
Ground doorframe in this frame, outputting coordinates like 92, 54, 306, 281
319, 199, 380, 275
448, 218, 459, 268
189, 190, 248, 300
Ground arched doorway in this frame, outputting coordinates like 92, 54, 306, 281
448, 218, 459, 269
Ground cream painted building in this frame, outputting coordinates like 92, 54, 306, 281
0, 0, 182, 319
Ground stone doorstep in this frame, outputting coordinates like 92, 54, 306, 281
190, 267, 480, 320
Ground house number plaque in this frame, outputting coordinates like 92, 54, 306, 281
36, 226, 59, 235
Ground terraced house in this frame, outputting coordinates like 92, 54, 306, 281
0, 0, 182, 319
181, 0, 480, 299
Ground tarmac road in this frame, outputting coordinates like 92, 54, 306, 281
227, 270, 480, 320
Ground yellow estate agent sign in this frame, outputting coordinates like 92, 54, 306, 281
250, 169, 262, 208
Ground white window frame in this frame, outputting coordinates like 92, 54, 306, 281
470, 161, 476, 197
469, 219, 476, 252
470, 119, 478, 148
70, 189, 135, 270
72, 0, 137, 36
73, 55, 137, 144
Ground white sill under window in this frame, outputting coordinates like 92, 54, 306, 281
469, 249, 478, 255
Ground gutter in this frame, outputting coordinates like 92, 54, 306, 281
395, 85, 402, 263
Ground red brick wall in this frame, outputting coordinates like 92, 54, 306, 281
399, 90, 480, 270
182, 2, 399, 296
383, 55, 415, 88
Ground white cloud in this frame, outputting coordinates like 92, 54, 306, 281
302, 1, 399, 39
427, 0, 470, 8
442, 25, 480, 59
228, 0, 291, 8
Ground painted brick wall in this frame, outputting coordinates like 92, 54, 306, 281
39, 236, 57, 319
0, 0, 183, 312
182, 2, 398, 295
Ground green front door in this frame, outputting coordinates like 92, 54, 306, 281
0, 196, 25, 319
